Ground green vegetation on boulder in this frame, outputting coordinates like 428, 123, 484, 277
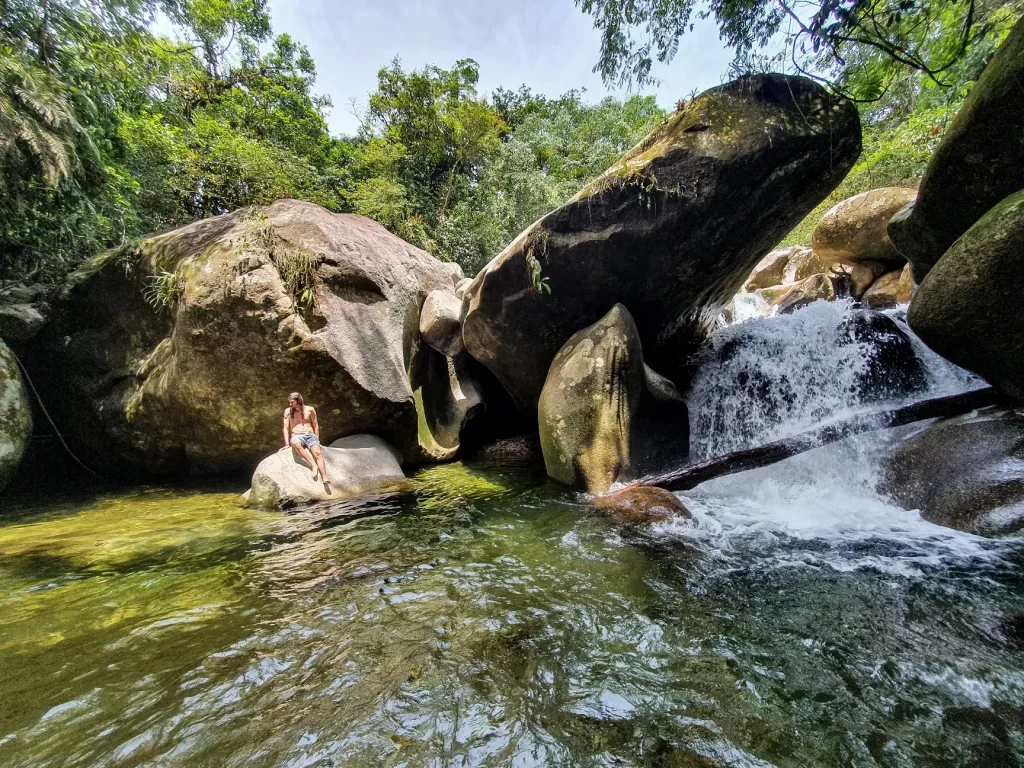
888, 17, 1024, 282
908, 189, 1024, 402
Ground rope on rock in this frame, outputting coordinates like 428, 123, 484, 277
10, 348, 106, 481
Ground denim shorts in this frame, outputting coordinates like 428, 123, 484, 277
291, 432, 320, 450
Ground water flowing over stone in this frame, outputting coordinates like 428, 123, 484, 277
24, 200, 464, 476
463, 74, 861, 410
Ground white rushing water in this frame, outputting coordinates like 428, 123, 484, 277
670, 299, 1005, 573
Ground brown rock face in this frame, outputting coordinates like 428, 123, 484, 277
758, 273, 835, 314
24, 200, 464, 477
538, 305, 690, 492
863, 265, 914, 310
593, 485, 692, 525
812, 187, 915, 267
850, 260, 890, 299
463, 75, 861, 409
888, 17, 1024, 282
908, 189, 1024, 402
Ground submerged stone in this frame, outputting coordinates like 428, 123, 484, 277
593, 485, 692, 525
463, 74, 860, 409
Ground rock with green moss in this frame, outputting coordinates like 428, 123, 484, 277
888, 17, 1024, 282
538, 305, 689, 492
463, 75, 860, 409
24, 200, 464, 477
884, 407, 1024, 537
0, 338, 32, 492
908, 189, 1024, 402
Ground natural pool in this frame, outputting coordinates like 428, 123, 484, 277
2, 450, 1024, 768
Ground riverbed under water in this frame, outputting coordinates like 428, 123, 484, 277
2, 302, 1023, 767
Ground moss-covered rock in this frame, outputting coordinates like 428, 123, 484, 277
24, 200, 464, 477
884, 407, 1024, 537
888, 17, 1024, 282
538, 305, 689, 492
908, 189, 1024, 402
463, 75, 860, 409
0, 338, 32, 492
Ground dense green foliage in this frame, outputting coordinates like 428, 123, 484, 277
0, 1, 664, 281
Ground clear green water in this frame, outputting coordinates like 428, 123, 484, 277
2, 459, 1024, 767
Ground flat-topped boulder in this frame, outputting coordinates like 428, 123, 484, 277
246, 434, 408, 508
24, 200, 464, 477
462, 75, 860, 409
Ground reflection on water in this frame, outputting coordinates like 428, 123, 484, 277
2, 456, 1024, 768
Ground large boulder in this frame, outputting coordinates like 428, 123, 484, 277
418, 290, 464, 357
24, 200, 465, 477
863, 265, 914, 310
812, 187, 915, 266
884, 408, 1024, 537
246, 434, 407, 509
538, 304, 690, 492
908, 189, 1024, 402
888, 18, 1024, 281
0, 339, 32, 492
849, 259, 890, 299
757, 273, 835, 314
463, 75, 861, 409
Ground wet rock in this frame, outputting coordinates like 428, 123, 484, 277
463, 75, 861, 409
884, 407, 1024, 537
24, 200, 462, 477
759, 273, 835, 314
408, 346, 485, 462
467, 433, 542, 462
0, 303, 46, 347
538, 304, 689, 492
850, 259, 890, 299
745, 247, 796, 291
418, 289, 464, 357
888, 18, 1024, 282
908, 189, 1024, 402
246, 434, 407, 509
812, 187, 915, 266
863, 265, 914, 310
839, 310, 928, 401
593, 485, 692, 525
0, 339, 32, 492
784, 246, 837, 284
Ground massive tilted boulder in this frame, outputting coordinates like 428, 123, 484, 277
812, 187, 915, 267
246, 434, 407, 509
884, 408, 1024, 537
908, 190, 1024, 402
463, 75, 861, 409
0, 338, 32, 492
538, 305, 690, 492
24, 200, 466, 477
888, 17, 1024, 282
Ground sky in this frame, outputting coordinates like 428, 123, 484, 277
230, 0, 737, 136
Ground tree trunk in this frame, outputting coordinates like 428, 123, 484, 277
622, 387, 1001, 494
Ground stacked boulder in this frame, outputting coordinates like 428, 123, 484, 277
23, 200, 484, 499
878, 16, 1024, 537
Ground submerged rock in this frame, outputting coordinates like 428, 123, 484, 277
884, 408, 1024, 537
463, 75, 860, 409
908, 189, 1024, 402
538, 305, 689, 492
593, 485, 692, 525
888, 17, 1024, 281
0, 338, 32, 492
812, 187, 915, 266
24, 200, 462, 477
246, 434, 407, 509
